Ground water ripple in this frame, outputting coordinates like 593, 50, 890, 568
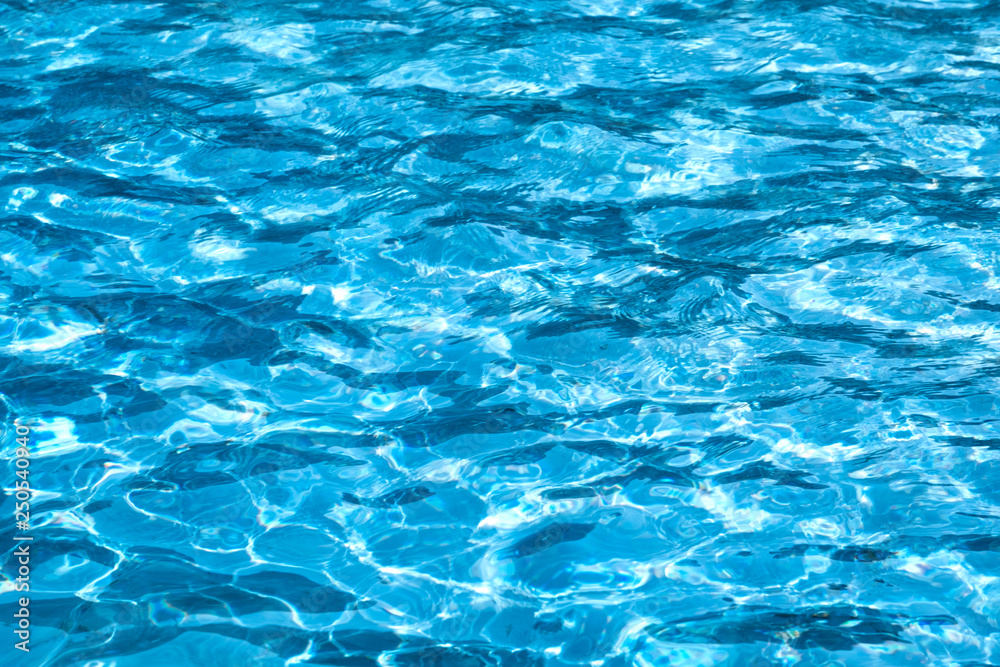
3, 0, 1000, 665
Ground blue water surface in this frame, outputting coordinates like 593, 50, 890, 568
3, 0, 1000, 665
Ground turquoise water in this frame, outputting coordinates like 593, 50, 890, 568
3, 0, 1000, 665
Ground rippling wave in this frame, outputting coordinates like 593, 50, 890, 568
3, 0, 1000, 665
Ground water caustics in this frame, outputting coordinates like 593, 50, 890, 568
2, 0, 1000, 665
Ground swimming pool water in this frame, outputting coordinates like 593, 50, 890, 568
3, 0, 1000, 665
